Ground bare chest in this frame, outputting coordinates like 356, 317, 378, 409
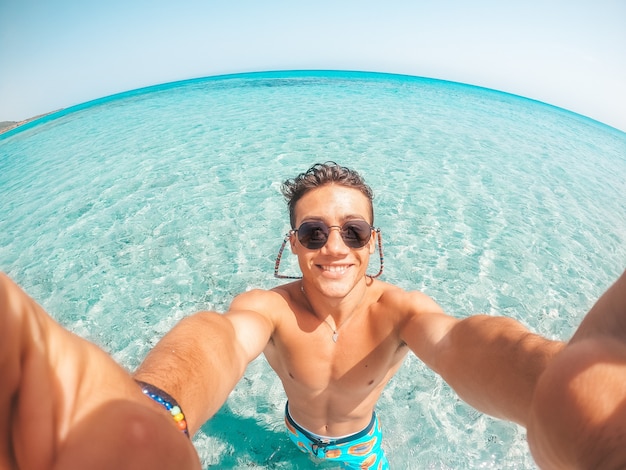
264, 313, 408, 392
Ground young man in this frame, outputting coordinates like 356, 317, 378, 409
2, 162, 625, 469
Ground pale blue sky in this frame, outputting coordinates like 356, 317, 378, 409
1, 0, 625, 131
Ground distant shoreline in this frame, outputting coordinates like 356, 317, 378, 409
0, 110, 61, 135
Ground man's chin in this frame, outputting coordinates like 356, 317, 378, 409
315, 278, 362, 299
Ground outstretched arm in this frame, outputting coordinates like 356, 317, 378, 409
0, 273, 200, 470
402, 271, 626, 469
400, 291, 564, 427
434, 315, 563, 426
134, 289, 275, 435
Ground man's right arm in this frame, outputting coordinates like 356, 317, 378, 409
134, 289, 275, 434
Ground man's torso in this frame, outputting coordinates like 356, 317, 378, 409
261, 280, 411, 436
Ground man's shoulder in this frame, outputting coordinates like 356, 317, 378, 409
230, 283, 297, 313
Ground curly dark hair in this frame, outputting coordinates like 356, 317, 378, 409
281, 162, 374, 228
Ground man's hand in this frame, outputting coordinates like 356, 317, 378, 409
1, 273, 201, 469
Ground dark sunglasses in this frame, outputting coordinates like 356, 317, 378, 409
274, 222, 384, 279
294, 220, 374, 250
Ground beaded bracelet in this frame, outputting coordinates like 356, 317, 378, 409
135, 380, 190, 438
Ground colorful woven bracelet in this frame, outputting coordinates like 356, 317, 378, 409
135, 380, 190, 438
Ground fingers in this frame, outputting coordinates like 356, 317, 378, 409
0, 272, 82, 469
0, 275, 22, 470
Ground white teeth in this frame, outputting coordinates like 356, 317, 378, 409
321, 265, 349, 273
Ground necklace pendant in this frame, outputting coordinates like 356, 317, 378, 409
332, 331, 338, 342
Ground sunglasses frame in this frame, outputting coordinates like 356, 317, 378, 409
295, 220, 375, 250
273, 226, 384, 279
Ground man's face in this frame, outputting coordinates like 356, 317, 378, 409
290, 184, 376, 299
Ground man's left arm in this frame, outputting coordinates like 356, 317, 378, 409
400, 291, 565, 426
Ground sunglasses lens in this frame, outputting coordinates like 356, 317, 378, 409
297, 222, 329, 249
297, 221, 372, 249
342, 221, 372, 248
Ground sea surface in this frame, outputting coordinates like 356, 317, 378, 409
1, 70, 625, 469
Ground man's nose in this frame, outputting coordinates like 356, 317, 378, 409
324, 226, 350, 253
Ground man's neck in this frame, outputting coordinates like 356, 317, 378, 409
300, 278, 368, 326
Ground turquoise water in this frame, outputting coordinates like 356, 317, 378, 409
1, 70, 625, 469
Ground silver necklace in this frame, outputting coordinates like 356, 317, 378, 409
300, 284, 340, 342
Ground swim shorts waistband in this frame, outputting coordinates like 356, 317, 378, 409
284, 402, 376, 445
284, 402, 389, 469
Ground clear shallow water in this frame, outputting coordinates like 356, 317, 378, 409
1, 70, 625, 469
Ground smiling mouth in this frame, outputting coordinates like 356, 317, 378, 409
318, 264, 352, 275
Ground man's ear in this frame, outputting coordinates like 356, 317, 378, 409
289, 232, 298, 254
369, 231, 377, 254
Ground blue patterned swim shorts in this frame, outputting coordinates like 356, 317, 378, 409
285, 403, 389, 469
